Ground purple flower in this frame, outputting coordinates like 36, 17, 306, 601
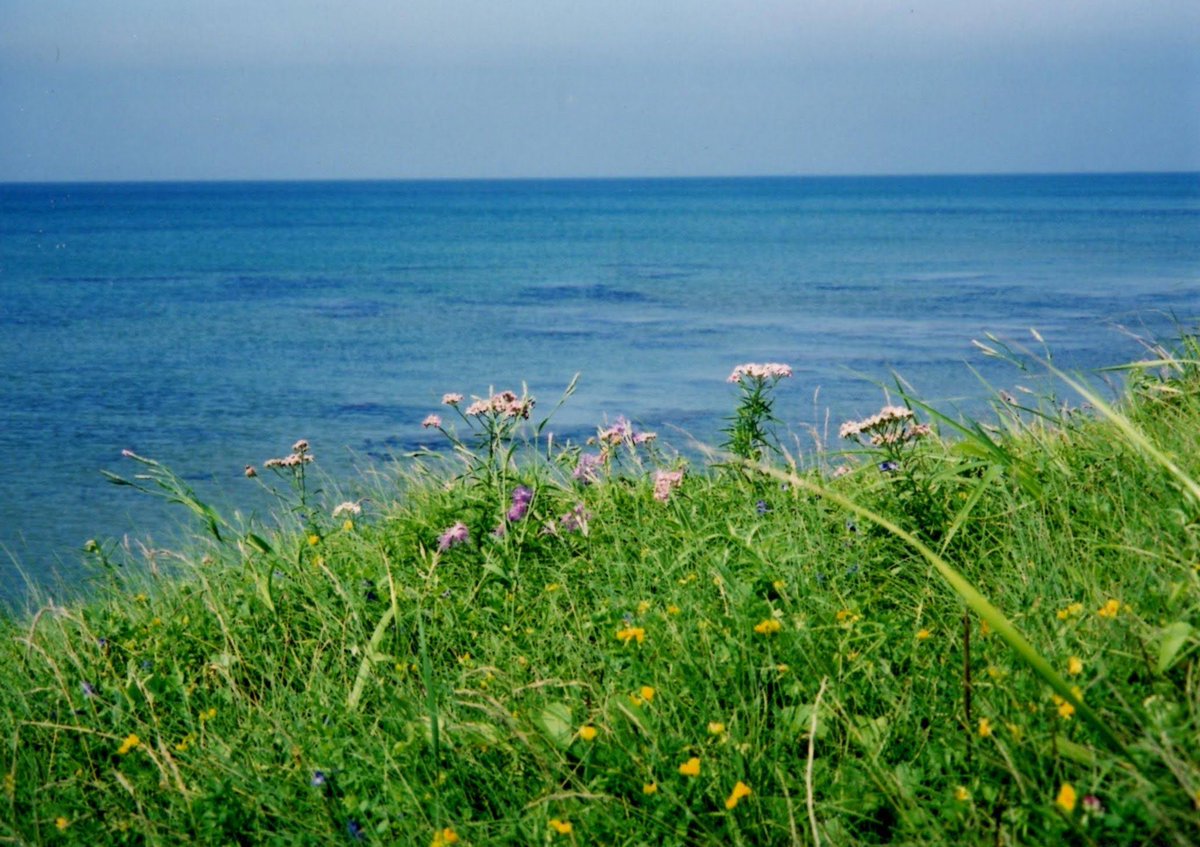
80, 681, 97, 698
574, 453, 603, 484
878, 461, 900, 473
559, 503, 591, 535
437, 521, 470, 552
346, 819, 364, 840
756, 500, 770, 515
507, 485, 533, 522
311, 771, 327, 787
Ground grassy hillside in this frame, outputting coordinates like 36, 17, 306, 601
2, 336, 1198, 845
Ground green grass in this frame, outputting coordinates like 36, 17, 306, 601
2, 337, 1199, 846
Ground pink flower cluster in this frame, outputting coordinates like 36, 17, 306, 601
596, 416, 657, 448
441, 393, 464, 406
557, 503, 591, 535
465, 390, 535, 419
507, 485, 533, 522
262, 438, 314, 469
574, 452, 604, 484
422, 414, 442, 429
653, 469, 685, 502
437, 521, 470, 552
839, 405, 930, 445
727, 362, 793, 384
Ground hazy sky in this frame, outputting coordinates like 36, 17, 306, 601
2, 1, 1198, 181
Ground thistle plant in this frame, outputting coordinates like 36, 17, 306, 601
721, 362, 793, 460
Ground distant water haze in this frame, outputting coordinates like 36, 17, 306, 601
1, 174, 1197, 603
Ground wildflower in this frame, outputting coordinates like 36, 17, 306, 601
878, 460, 900, 473
835, 609, 860, 625
117, 733, 140, 755
573, 452, 604, 484
954, 785, 970, 802
507, 486, 533, 522
292, 439, 310, 453
1056, 782, 1077, 813
616, 626, 645, 645
653, 469, 685, 502
578, 725, 598, 741
1097, 599, 1121, 619
332, 501, 362, 518
727, 362, 793, 383
1056, 602, 1084, 620
754, 618, 782, 635
437, 521, 470, 552
422, 414, 442, 429
307, 534, 320, 546
666, 604, 681, 615
707, 722, 726, 735
244, 465, 257, 478
56, 817, 69, 830
441, 393, 463, 407
465, 389, 534, 419
346, 820, 364, 840
1081, 794, 1103, 814
979, 619, 991, 637
831, 465, 851, 478
725, 780, 752, 810
548, 818, 573, 835
678, 757, 701, 777
559, 503, 591, 535
1055, 696, 1076, 720
772, 579, 786, 590
598, 416, 632, 446
640, 685, 656, 703
80, 681, 97, 697
1067, 656, 1083, 676
431, 828, 460, 847
643, 782, 658, 795
756, 500, 770, 515
978, 717, 993, 738
311, 771, 327, 787
916, 629, 932, 641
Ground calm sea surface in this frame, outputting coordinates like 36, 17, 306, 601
1, 174, 1198, 603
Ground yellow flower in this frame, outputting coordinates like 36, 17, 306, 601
578, 725, 598, 742
548, 818, 573, 835
954, 785, 971, 802
724, 780, 752, 810
678, 757, 701, 777
200, 707, 217, 722
1056, 782, 1077, 813
545, 583, 560, 593
772, 579, 787, 590
979, 619, 991, 637
1067, 656, 1083, 676
637, 600, 651, 615
707, 721, 726, 735
640, 686, 655, 703
1055, 697, 1076, 720
916, 628, 932, 641
1097, 599, 1121, 619
642, 782, 658, 795
835, 608, 858, 623
307, 534, 320, 546
1006, 722, 1023, 741
431, 828, 459, 847
978, 717, 993, 738
343, 519, 354, 532
616, 626, 645, 645
56, 817, 70, 831
754, 619, 782, 635
117, 733, 140, 755
666, 604, 681, 615
1056, 602, 1084, 620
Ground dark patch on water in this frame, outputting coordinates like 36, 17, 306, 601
518, 284, 652, 304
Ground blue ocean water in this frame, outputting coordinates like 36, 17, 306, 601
1, 174, 1198, 603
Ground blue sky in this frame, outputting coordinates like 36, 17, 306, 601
1, 1, 1197, 181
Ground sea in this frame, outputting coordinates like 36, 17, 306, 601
1, 173, 1198, 606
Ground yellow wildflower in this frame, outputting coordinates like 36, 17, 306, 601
772, 579, 786, 590
707, 721, 726, 735
134, 593, 148, 603
616, 626, 645, 645
1054, 696, 1076, 720
1097, 599, 1120, 619
1056, 602, 1084, 620
1006, 722, 1023, 741
916, 628, 931, 641
307, 534, 320, 546
835, 609, 859, 624
642, 782, 658, 795
578, 725, 598, 742
1057, 782, 1077, 813
637, 600, 651, 615
978, 717, 993, 738
725, 780, 753, 810
431, 828, 459, 847
754, 619, 782, 635
979, 619, 991, 637
1067, 656, 1083, 676
678, 757, 701, 777
640, 686, 655, 703
343, 519, 354, 532
117, 733, 140, 755
954, 785, 970, 802
56, 817, 69, 831
548, 818, 573, 835
545, 583, 560, 593
666, 604, 681, 615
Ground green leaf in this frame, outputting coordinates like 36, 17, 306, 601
536, 701, 574, 750
1156, 621, 1193, 674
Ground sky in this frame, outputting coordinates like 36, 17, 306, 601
1, 1, 1198, 181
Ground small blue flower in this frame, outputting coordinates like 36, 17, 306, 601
80, 681, 97, 697
845, 563, 861, 577
756, 500, 771, 515
311, 771, 327, 787
346, 819, 364, 840
878, 461, 900, 473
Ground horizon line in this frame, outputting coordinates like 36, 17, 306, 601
3, 168, 1199, 188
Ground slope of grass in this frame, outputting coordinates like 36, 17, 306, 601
2, 339, 1198, 846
